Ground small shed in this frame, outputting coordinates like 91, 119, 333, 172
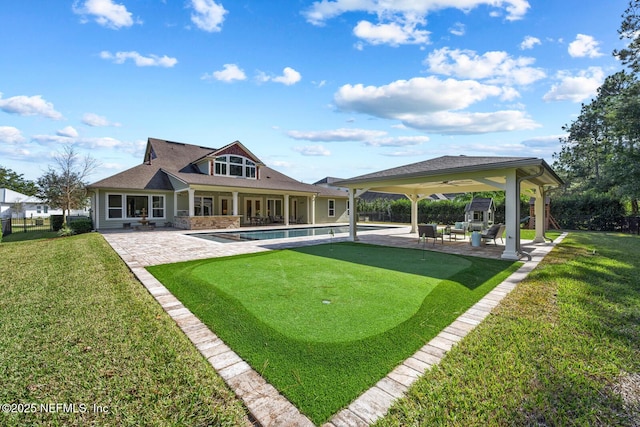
465, 198, 495, 230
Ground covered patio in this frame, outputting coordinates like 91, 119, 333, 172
336, 155, 564, 260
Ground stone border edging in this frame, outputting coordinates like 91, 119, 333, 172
108, 232, 567, 427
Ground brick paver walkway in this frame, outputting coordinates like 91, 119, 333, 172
101, 225, 565, 426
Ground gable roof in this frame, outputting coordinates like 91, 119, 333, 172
465, 197, 494, 212
0, 188, 41, 204
89, 138, 347, 197
338, 155, 543, 183
334, 155, 564, 195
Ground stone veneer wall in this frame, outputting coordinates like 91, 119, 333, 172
174, 215, 241, 230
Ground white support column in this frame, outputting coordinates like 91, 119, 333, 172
173, 192, 178, 217
94, 190, 100, 230
188, 188, 195, 217
310, 195, 316, 225
501, 169, 521, 260
284, 194, 290, 226
533, 187, 546, 243
232, 192, 238, 216
406, 194, 419, 234
348, 188, 358, 241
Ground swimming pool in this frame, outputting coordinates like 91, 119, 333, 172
189, 225, 389, 243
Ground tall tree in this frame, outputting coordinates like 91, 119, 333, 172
0, 166, 38, 195
614, 0, 640, 73
553, 1, 640, 213
37, 145, 98, 223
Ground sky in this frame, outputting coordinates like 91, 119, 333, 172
0, 0, 632, 185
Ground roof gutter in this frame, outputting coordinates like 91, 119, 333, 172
517, 165, 545, 261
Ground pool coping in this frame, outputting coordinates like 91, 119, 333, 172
103, 229, 567, 426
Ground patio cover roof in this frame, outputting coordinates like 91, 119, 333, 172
334, 155, 563, 195
335, 155, 564, 260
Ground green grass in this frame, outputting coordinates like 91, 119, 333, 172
147, 243, 520, 424
376, 232, 640, 426
0, 233, 249, 427
2, 230, 59, 242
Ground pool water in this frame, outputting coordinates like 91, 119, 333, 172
189, 225, 388, 243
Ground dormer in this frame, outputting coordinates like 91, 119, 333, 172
192, 140, 265, 179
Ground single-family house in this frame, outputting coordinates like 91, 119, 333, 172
87, 138, 349, 230
0, 188, 86, 219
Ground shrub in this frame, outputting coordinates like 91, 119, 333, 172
51, 215, 64, 231
550, 193, 626, 231
69, 218, 93, 234
57, 224, 75, 237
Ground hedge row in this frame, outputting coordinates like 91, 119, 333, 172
358, 193, 628, 231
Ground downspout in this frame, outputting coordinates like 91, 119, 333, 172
517, 166, 545, 261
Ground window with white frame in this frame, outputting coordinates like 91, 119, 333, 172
214, 155, 256, 179
328, 199, 335, 217
107, 194, 165, 219
107, 194, 123, 218
194, 196, 213, 216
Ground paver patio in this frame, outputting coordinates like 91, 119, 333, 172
101, 225, 564, 426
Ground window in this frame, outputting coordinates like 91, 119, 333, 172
214, 155, 256, 179
127, 195, 148, 218
152, 196, 165, 218
194, 196, 213, 216
36, 205, 42, 214
267, 199, 283, 217
328, 199, 335, 217
107, 194, 165, 220
108, 194, 123, 218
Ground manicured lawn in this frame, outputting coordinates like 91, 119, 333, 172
376, 232, 640, 426
0, 233, 249, 427
147, 243, 520, 424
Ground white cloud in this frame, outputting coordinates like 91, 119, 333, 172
57, 126, 79, 137
334, 77, 540, 134
72, 0, 137, 29
543, 67, 605, 102
189, 0, 227, 32
293, 145, 331, 156
335, 77, 505, 116
365, 135, 430, 147
82, 113, 121, 127
398, 110, 540, 134
568, 34, 604, 58
449, 22, 465, 37
202, 64, 247, 82
353, 20, 430, 46
32, 134, 123, 149
520, 35, 541, 50
287, 128, 429, 147
100, 51, 178, 67
425, 47, 546, 86
272, 67, 302, 85
0, 93, 64, 120
303, 0, 530, 47
0, 126, 26, 144
287, 128, 387, 141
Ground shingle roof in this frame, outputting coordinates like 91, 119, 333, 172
88, 138, 347, 198
338, 155, 537, 184
465, 197, 494, 212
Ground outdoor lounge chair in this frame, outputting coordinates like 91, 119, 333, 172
418, 224, 444, 244
449, 221, 468, 240
481, 223, 505, 245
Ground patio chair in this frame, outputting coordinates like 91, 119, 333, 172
418, 224, 444, 245
481, 223, 505, 245
449, 221, 468, 240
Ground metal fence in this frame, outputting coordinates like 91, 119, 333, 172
1, 217, 54, 236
